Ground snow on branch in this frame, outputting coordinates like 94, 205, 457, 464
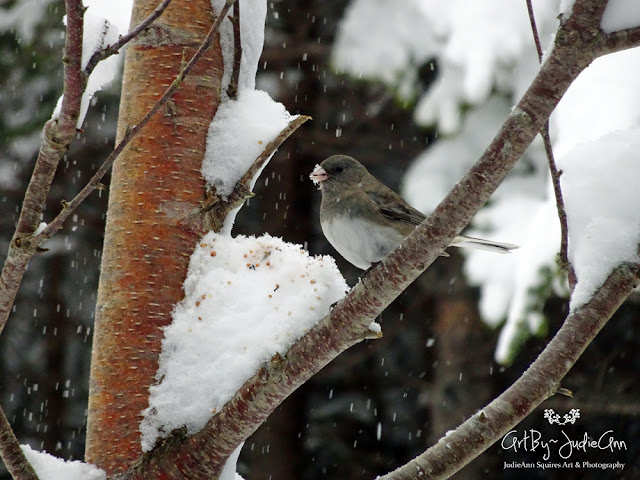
197, 110, 311, 233
559, 129, 640, 310
140, 233, 348, 451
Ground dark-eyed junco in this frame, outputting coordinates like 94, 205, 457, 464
310, 155, 517, 270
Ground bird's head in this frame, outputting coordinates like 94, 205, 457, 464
309, 155, 369, 189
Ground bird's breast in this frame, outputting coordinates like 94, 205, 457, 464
320, 215, 405, 270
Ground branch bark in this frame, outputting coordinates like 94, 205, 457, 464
0, 406, 39, 480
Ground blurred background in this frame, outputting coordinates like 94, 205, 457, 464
1, 0, 639, 478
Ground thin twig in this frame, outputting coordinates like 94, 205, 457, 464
199, 115, 312, 232
526, 0, 570, 270
239, 115, 311, 188
38, 0, 238, 241
526, 0, 544, 59
85, 0, 174, 75
226, 0, 242, 99
0, 404, 40, 480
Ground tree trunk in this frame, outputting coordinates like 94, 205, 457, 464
85, 0, 223, 475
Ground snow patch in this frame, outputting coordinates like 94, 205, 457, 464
601, 0, 640, 33
558, 128, 640, 310
21, 445, 105, 480
212, 0, 267, 98
203, 90, 295, 232
140, 232, 348, 451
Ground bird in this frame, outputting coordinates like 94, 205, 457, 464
309, 155, 518, 270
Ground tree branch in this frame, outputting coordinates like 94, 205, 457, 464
197, 114, 312, 233
0, 404, 39, 480
85, 0, 174, 75
0, 0, 86, 337
525, 0, 544, 58
379, 262, 640, 479
600, 24, 640, 55
239, 115, 311, 187
226, 0, 242, 99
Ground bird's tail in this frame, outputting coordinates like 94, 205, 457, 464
451, 235, 518, 254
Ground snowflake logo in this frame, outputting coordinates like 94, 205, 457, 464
544, 408, 580, 425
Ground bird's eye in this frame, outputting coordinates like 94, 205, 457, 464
335, 166, 344, 173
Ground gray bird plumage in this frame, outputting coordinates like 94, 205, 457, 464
310, 155, 517, 270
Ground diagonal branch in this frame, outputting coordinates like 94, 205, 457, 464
196, 115, 312, 233
379, 262, 640, 479
240, 116, 311, 187
84, 0, 174, 75
0, 404, 39, 480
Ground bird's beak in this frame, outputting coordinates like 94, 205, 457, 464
309, 164, 328, 185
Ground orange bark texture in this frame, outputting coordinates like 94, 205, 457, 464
85, 0, 223, 475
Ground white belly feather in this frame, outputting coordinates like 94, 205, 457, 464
321, 215, 405, 270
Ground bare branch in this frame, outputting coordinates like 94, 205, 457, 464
379, 262, 640, 479
196, 115, 312, 233
56, 0, 86, 137
84, 0, 174, 75
226, 0, 242, 99
0, 0, 86, 337
542, 127, 571, 272
600, 24, 640, 55
526, 0, 570, 271
239, 115, 311, 189
525, 0, 544, 60
0, 405, 40, 480
16, 0, 85, 236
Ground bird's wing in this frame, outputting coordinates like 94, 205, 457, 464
366, 189, 426, 226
